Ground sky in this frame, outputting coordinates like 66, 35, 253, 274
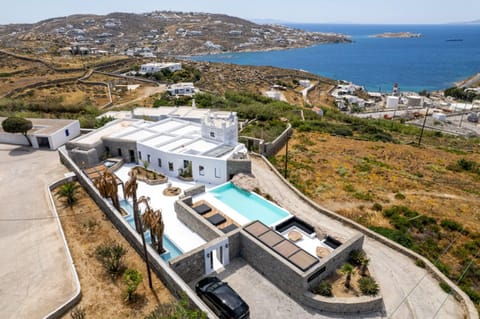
0, 0, 479, 25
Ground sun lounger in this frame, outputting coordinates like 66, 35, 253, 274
193, 203, 212, 215
207, 213, 226, 226
221, 224, 238, 233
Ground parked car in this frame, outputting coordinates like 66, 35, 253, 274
195, 276, 249, 319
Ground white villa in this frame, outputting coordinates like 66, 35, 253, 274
0, 118, 80, 150
139, 62, 182, 75
66, 111, 250, 184
167, 82, 196, 96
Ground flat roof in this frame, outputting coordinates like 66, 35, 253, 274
0, 117, 78, 136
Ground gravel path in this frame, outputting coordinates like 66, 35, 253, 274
251, 156, 467, 319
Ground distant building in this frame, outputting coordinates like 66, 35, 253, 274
167, 82, 195, 96
139, 62, 182, 75
299, 80, 311, 88
0, 118, 80, 150
265, 90, 282, 101
406, 95, 423, 107
386, 96, 400, 109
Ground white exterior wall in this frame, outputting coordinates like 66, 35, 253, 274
0, 132, 30, 146
386, 96, 399, 109
137, 144, 228, 184
48, 121, 81, 150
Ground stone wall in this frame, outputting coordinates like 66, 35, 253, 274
58, 146, 217, 318
306, 234, 364, 290
103, 138, 138, 163
226, 158, 252, 179
240, 231, 306, 299
301, 292, 384, 315
262, 123, 292, 157
184, 184, 206, 197
170, 246, 205, 284
174, 197, 223, 242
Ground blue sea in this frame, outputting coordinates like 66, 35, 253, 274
190, 24, 480, 92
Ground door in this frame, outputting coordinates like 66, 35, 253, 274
204, 238, 230, 274
129, 150, 135, 163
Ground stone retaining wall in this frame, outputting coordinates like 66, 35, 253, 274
253, 153, 478, 319
301, 292, 384, 315
58, 146, 217, 318
184, 184, 205, 197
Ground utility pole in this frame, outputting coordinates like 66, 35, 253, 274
418, 107, 429, 146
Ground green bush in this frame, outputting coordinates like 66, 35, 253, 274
394, 192, 406, 200
415, 259, 426, 268
349, 249, 367, 267
95, 242, 127, 277
369, 226, 413, 248
358, 276, 379, 296
439, 282, 452, 294
124, 269, 142, 303
312, 281, 333, 297
372, 203, 383, 211
440, 219, 464, 233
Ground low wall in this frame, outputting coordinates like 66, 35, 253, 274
184, 184, 205, 197
262, 123, 292, 157
43, 176, 81, 319
170, 246, 205, 284
227, 158, 252, 178
302, 292, 384, 315
174, 197, 223, 242
58, 146, 217, 318
253, 154, 478, 319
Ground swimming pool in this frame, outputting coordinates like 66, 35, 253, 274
209, 182, 290, 226
120, 200, 183, 261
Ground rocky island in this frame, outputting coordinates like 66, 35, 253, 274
370, 32, 423, 38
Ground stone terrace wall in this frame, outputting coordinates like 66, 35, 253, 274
170, 246, 205, 284
301, 292, 384, 315
58, 146, 217, 318
174, 197, 223, 242
184, 184, 206, 197
262, 123, 292, 157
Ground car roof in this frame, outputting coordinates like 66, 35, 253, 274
209, 282, 245, 309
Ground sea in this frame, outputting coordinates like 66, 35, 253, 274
189, 24, 480, 92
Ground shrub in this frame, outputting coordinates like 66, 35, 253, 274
145, 294, 207, 319
124, 269, 142, 303
95, 242, 127, 277
358, 277, 379, 296
394, 192, 406, 200
349, 249, 367, 266
312, 281, 333, 297
70, 306, 86, 319
369, 226, 413, 248
415, 259, 426, 268
440, 219, 464, 232
57, 182, 80, 207
372, 203, 383, 211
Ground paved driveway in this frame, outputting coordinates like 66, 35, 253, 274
216, 258, 383, 319
0, 145, 76, 319
251, 156, 467, 319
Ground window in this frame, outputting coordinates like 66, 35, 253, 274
105, 146, 110, 155
183, 160, 189, 168
147, 154, 151, 163
138, 151, 142, 160
199, 165, 205, 176
168, 162, 174, 171
158, 158, 162, 167
65, 129, 70, 137
118, 148, 122, 157
210, 131, 215, 138
215, 168, 221, 178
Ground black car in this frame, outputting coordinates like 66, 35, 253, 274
195, 276, 250, 319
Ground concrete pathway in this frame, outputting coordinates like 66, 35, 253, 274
0, 145, 76, 319
251, 156, 467, 319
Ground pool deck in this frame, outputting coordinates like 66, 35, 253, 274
115, 164, 206, 253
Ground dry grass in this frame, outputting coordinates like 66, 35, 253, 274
54, 183, 174, 319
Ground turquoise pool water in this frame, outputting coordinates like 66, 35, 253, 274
120, 200, 182, 261
209, 182, 290, 225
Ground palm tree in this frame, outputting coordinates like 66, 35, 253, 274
341, 263, 355, 289
124, 170, 142, 233
138, 196, 165, 254
57, 182, 80, 207
94, 171, 120, 210
360, 258, 370, 276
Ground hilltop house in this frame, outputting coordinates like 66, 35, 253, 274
139, 62, 182, 75
167, 82, 195, 96
66, 111, 250, 184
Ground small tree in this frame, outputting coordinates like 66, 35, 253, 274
124, 269, 142, 303
341, 263, 355, 289
57, 182, 80, 207
2, 117, 33, 146
360, 257, 370, 276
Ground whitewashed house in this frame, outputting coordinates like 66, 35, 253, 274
139, 62, 182, 75
0, 118, 80, 150
167, 82, 195, 96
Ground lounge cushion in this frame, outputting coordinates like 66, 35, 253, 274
194, 203, 212, 215
221, 224, 238, 233
207, 213, 226, 226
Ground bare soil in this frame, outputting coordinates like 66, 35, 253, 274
54, 183, 174, 319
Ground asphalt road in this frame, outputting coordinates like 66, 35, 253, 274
0, 145, 76, 319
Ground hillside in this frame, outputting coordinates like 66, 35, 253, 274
0, 11, 350, 56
